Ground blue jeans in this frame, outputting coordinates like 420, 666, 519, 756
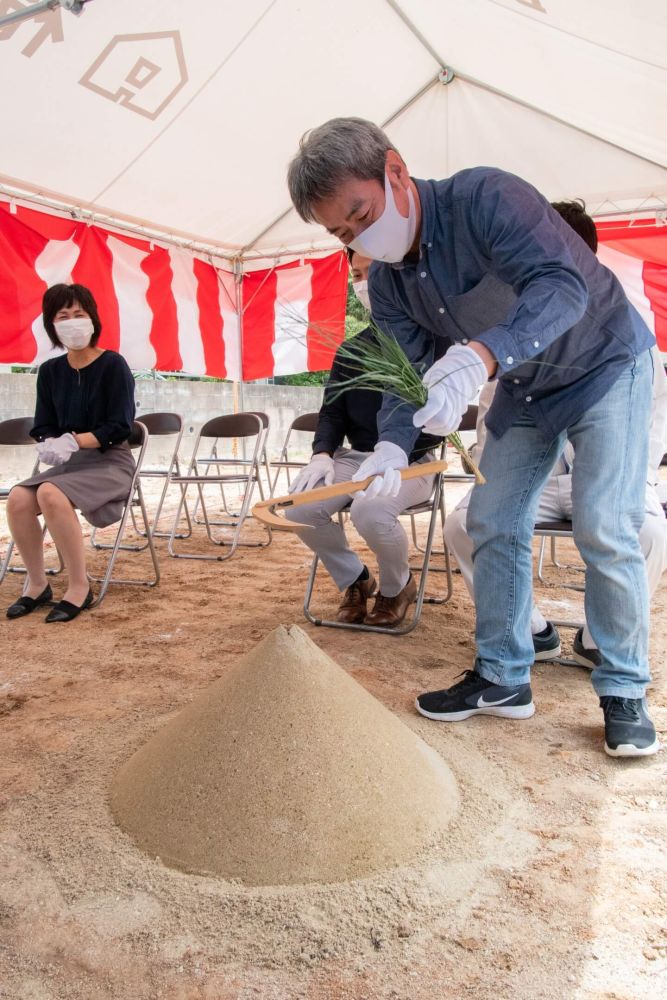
467, 351, 652, 698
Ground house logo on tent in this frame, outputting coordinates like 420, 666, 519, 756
79, 30, 187, 120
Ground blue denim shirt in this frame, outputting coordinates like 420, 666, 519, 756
368, 168, 654, 453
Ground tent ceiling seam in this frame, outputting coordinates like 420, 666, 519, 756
384, 0, 667, 172
239, 72, 444, 256
486, 0, 665, 74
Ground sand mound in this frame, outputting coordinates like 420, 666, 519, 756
110, 624, 458, 885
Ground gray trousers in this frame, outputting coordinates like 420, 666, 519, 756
285, 448, 435, 597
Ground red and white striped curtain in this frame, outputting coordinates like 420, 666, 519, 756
597, 218, 667, 351
0, 201, 348, 379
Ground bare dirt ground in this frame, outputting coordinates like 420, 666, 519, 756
1, 477, 666, 1000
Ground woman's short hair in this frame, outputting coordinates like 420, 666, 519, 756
42, 283, 102, 348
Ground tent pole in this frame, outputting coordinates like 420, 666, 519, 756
233, 258, 246, 461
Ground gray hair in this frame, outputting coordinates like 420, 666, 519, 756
287, 117, 398, 223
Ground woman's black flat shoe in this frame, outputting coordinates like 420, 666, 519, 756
6, 584, 53, 619
44, 588, 94, 623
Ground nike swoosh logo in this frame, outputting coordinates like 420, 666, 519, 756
476, 693, 518, 708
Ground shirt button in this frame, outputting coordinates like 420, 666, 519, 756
427, 242, 432, 248
506, 356, 514, 364
533, 340, 540, 348
513, 378, 520, 384
525, 395, 532, 403
438, 307, 445, 314
420, 271, 427, 278
461, 338, 469, 344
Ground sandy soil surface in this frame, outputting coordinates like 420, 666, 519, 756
1, 477, 666, 1000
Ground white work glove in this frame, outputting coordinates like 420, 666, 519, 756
351, 441, 408, 499
36, 432, 79, 467
413, 343, 488, 436
288, 452, 335, 494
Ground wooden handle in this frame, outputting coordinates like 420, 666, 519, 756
252, 459, 447, 530
275, 459, 447, 509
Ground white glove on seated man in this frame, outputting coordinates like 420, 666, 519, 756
351, 441, 408, 499
288, 452, 335, 494
413, 343, 488, 436
36, 432, 79, 467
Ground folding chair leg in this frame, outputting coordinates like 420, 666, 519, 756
1, 524, 64, 582
168, 477, 261, 561
88, 483, 160, 608
303, 476, 452, 634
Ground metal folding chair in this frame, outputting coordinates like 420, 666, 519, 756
167, 412, 268, 561
132, 411, 191, 539
410, 404, 478, 558
0, 416, 63, 583
192, 410, 272, 527
303, 449, 453, 635
87, 420, 161, 608
269, 412, 321, 496
533, 518, 585, 665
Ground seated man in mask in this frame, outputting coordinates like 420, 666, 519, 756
285, 249, 441, 628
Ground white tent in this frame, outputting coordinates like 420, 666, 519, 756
1, 0, 666, 264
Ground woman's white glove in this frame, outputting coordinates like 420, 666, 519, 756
36, 432, 79, 467
351, 441, 408, 499
413, 343, 488, 436
288, 452, 335, 494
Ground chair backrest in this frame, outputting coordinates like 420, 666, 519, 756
137, 411, 183, 435
458, 404, 478, 433
128, 420, 148, 450
246, 410, 269, 430
0, 416, 35, 446
201, 412, 263, 439
290, 412, 320, 434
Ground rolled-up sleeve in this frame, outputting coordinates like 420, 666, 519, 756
91, 355, 136, 451
370, 278, 435, 456
467, 172, 589, 373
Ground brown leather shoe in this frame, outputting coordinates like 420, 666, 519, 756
364, 574, 417, 628
336, 572, 376, 624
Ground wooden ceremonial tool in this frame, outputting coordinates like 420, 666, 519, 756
252, 460, 448, 531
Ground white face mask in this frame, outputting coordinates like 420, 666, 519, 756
54, 318, 94, 350
348, 172, 417, 264
352, 279, 371, 311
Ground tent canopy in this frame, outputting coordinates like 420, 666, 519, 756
1, 0, 666, 263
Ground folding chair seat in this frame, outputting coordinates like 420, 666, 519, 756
87, 420, 160, 607
269, 412, 320, 496
0, 416, 63, 583
168, 412, 268, 561
303, 447, 453, 635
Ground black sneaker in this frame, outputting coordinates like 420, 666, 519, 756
573, 629, 602, 670
600, 697, 660, 758
533, 623, 561, 662
415, 670, 535, 722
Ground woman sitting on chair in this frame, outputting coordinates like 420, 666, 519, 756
6, 283, 135, 623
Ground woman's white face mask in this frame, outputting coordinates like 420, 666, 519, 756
54, 318, 94, 350
352, 280, 371, 311
348, 172, 417, 264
